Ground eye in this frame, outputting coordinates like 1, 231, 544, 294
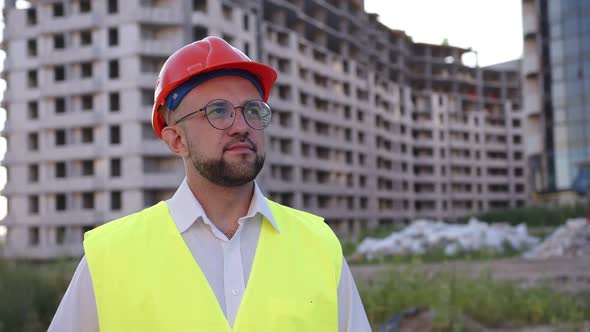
245, 107, 261, 118
207, 107, 228, 118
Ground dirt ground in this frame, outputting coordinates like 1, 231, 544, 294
351, 256, 590, 293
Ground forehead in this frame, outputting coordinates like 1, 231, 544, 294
180, 76, 261, 108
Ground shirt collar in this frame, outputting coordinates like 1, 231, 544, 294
166, 178, 279, 234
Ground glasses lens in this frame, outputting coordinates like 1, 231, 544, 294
243, 101, 272, 130
205, 100, 233, 129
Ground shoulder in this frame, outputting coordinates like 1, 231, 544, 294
266, 199, 341, 247
266, 199, 344, 281
84, 201, 169, 244
47, 256, 100, 332
266, 199, 322, 222
267, 199, 327, 229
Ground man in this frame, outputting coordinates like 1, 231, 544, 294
49, 36, 371, 332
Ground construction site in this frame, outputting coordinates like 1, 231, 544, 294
0, 0, 588, 331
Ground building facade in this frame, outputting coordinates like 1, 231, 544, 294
522, 0, 590, 195
1, 0, 526, 259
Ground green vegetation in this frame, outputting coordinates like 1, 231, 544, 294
340, 240, 358, 257
0, 252, 588, 331
360, 265, 590, 331
471, 203, 586, 227
359, 223, 406, 240
348, 245, 522, 265
0, 256, 72, 332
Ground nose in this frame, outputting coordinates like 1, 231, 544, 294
227, 107, 250, 135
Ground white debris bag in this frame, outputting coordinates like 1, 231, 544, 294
524, 218, 590, 259
357, 217, 539, 260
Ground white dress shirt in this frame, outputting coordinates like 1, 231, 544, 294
48, 179, 371, 332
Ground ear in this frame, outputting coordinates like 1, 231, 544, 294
161, 126, 189, 158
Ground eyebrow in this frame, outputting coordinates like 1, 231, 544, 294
208, 100, 226, 107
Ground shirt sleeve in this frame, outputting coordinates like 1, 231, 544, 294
337, 256, 372, 332
47, 255, 100, 332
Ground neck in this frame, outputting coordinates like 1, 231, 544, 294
186, 174, 254, 239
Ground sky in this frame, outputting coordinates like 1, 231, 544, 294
0, 0, 525, 239
364, 0, 523, 67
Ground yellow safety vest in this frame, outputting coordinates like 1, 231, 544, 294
84, 200, 342, 332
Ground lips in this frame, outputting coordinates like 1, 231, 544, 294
225, 143, 255, 152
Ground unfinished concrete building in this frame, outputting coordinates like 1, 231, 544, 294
1, 0, 526, 259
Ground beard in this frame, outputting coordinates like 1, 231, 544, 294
188, 136, 265, 187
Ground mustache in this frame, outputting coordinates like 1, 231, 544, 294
223, 136, 257, 152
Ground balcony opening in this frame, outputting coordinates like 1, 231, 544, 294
110, 158, 121, 177
108, 60, 120, 79
53, 2, 65, 17
56, 162, 67, 178
56, 193, 67, 211
193, 0, 207, 12
109, 92, 120, 111
82, 192, 95, 209
107, 0, 118, 14
80, 30, 92, 46
193, 25, 208, 41
54, 34, 66, 49
81, 127, 94, 143
108, 27, 119, 46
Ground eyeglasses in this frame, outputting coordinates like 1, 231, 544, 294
173, 99, 272, 130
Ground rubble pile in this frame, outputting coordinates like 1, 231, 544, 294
524, 218, 590, 259
357, 218, 539, 260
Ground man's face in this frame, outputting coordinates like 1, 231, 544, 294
171, 76, 266, 187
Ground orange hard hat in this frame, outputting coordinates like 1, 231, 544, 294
151, 36, 278, 139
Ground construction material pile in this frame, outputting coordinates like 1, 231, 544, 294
524, 218, 590, 259
357, 218, 539, 260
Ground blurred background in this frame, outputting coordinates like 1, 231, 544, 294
0, 0, 588, 331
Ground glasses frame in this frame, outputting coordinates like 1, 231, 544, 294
172, 99, 272, 130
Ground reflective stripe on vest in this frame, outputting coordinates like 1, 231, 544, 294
84, 200, 342, 332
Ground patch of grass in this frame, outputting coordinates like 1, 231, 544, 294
340, 240, 358, 257
349, 244, 523, 265
0, 256, 73, 332
527, 226, 555, 239
469, 204, 586, 227
360, 264, 590, 331
359, 223, 405, 240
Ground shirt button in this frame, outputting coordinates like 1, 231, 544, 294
232, 289, 238, 296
